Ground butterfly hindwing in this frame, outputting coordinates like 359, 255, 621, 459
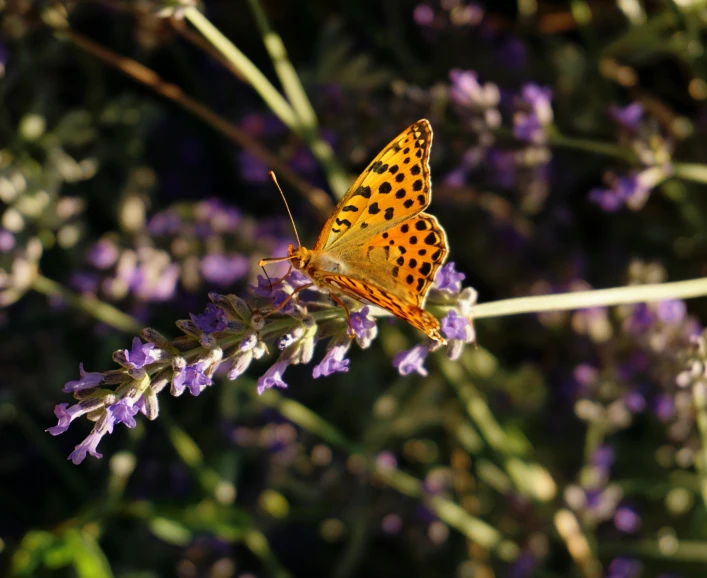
315, 119, 432, 251
319, 272, 444, 342
363, 213, 448, 302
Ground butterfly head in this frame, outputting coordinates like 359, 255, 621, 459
287, 244, 312, 271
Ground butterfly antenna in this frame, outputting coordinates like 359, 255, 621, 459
270, 171, 301, 249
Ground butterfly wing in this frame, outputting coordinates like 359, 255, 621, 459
310, 213, 448, 342
314, 119, 433, 251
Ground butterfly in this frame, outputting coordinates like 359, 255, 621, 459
261, 119, 448, 343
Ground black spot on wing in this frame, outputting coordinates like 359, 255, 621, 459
384, 207, 394, 220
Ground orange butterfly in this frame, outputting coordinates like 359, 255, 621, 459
260, 119, 448, 343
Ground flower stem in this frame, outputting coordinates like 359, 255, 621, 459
471, 277, 707, 320
185, 6, 349, 198
691, 380, 707, 509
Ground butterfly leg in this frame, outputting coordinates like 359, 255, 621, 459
329, 292, 355, 339
261, 282, 314, 317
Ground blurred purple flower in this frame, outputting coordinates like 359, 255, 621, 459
87, 239, 119, 269
147, 209, 182, 235
624, 391, 646, 413
201, 253, 249, 286
654, 394, 675, 422
63, 363, 104, 393
656, 299, 686, 324
449, 69, 500, 110
257, 360, 289, 395
0, 228, 15, 252
591, 445, 614, 472
435, 262, 466, 293
589, 174, 650, 212
393, 344, 429, 376
614, 506, 641, 533
609, 103, 643, 131
606, 558, 642, 578
413, 3, 435, 26
313, 343, 350, 378
624, 303, 655, 334
513, 84, 553, 144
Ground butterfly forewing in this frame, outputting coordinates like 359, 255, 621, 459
315, 119, 433, 252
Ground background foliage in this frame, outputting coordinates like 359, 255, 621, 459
3, 1, 707, 577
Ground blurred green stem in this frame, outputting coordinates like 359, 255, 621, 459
185, 6, 349, 198
471, 277, 707, 320
31, 274, 142, 334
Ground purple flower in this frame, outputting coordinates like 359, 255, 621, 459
393, 344, 430, 376
614, 506, 641, 533
376, 451, 398, 470
656, 299, 686, 324
190, 303, 228, 334
591, 445, 614, 471
589, 174, 650, 212
449, 69, 499, 110
46, 403, 87, 435
68, 430, 104, 464
123, 337, 161, 370
148, 209, 182, 235
172, 361, 213, 396
624, 303, 655, 334
313, 343, 350, 378
623, 391, 646, 413
441, 310, 468, 341
107, 398, 139, 429
87, 239, 119, 269
257, 360, 289, 395
654, 394, 675, 421
63, 363, 104, 393
513, 84, 553, 144
0, 228, 15, 252
609, 103, 643, 130
435, 262, 465, 293
350, 306, 376, 338
606, 558, 642, 578
201, 253, 249, 286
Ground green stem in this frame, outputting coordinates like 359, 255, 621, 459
185, 6, 349, 198
471, 277, 707, 320
547, 129, 634, 161
246, 0, 317, 129
672, 162, 707, 185
31, 274, 142, 334
184, 7, 298, 129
